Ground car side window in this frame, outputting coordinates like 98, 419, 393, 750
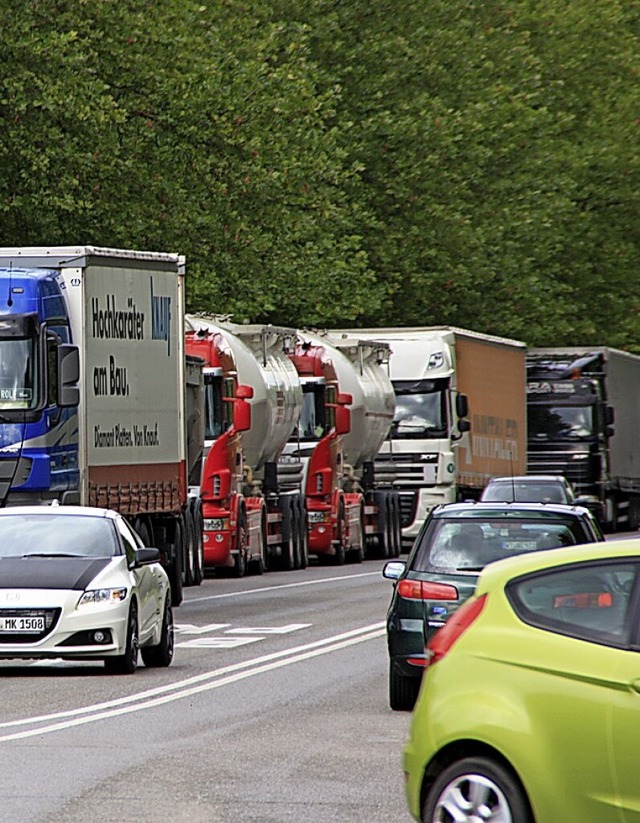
507, 561, 639, 647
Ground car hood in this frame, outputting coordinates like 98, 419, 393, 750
0, 557, 113, 590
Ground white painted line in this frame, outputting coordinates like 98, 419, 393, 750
185, 571, 381, 603
175, 623, 231, 634
224, 624, 311, 635
177, 637, 261, 649
0, 622, 385, 735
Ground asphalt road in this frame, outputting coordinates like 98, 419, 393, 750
0, 559, 414, 823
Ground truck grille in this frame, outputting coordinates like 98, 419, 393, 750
398, 491, 418, 528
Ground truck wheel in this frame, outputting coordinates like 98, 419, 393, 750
249, 511, 268, 575
192, 498, 204, 585
105, 603, 139, 675
234, 508, 248, 578
351, 506, 365, 564
183, 511, 196, 587
333, 502, 346, 565
167, 525, 184, 608
297, 503, 308, 570
391, 496, 402, 558
141, 595, 174, 668
280, 498, 295, 571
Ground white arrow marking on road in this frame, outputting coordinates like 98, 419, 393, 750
175, 623, 231, 634
177, 637, 261, 649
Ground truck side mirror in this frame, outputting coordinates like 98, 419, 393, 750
236, 384, 254, 400
57, 344, 80, 407
335, 404, 350, 436
456, 393, 469, 419
605, 405, 614, 426
458, 419, 471, 433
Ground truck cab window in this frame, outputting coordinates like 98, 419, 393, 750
391, 379, 447, 439
298, 384, 326, 440
0, 338, 38, 410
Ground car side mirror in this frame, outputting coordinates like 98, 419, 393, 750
135, 547, 161, 566
383, 560, 406, 580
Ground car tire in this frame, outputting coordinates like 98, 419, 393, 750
389, 666, 421, 712
105, 603, 139, 675
422, 757, 533, 823
141, 596, 174, 668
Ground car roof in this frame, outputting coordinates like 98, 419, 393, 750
486, 475, 568, 484
432, 501, 590, 517
476, 537, 640, 591
0, 505, 119, 519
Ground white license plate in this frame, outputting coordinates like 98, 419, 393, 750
0, 616, 45, 633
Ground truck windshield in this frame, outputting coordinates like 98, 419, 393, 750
391, 380, 447, 439
529, 405, 594, 440
297, 384, 326, 441
0, 339, 38, 410
203, 373, 228, 439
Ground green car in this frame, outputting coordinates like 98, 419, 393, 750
383, 501, 604, 711
404, 538, 640, 823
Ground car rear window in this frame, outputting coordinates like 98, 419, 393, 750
481, 482, 568, 503
411, 512, 594, 572
0, 514, 120, 558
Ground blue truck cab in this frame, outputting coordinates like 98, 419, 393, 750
0, 268, 79, 504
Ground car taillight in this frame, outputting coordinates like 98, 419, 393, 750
426, 593, 488, 666
397, 579, 459, 601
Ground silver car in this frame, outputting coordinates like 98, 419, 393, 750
0, 505, 173, 673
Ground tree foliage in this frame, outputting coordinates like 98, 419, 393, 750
0, 0, 638, 346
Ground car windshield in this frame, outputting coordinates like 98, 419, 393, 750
482, 481, 569, 503
0, 514, 120, 558
411, 513, 590, 572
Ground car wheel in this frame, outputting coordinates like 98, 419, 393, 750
389, 665, 421, 711
423, 757, 533, 823
105, 603, 139, 675
141, 596, 174, 668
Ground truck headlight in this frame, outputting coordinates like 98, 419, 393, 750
204, 518, 227, 531
78, 588, 128, 607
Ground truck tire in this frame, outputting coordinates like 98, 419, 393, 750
183, 510, 196, 587
234, 507, 248, 578
167, 537, 183, 607
391, 496, 402, 558
351, 506, 365, 564
333, 501, 346, 565
279, 498, 295, 571
297, 500, 308, 570
249, 510, 268, 575
191, 498, 204, 585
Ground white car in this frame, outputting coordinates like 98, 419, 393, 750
0, 505, 173, 673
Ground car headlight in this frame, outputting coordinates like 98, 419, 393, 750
78, 588, 128, 607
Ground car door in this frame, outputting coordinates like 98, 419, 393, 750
116, 517, 158, 641
607, 561, 640, 821
508, 558, 639, 821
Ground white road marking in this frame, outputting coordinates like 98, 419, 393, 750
224, 623, 311, 635
185, 571, 381, 603
177, 637, 261, 649
0, 622, 385, 741
175, 623, 231, 634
